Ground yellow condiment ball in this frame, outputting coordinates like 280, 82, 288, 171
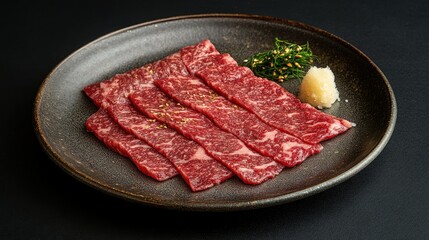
298, 66, 339, 109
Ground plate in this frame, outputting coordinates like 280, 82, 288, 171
34, 14, 396, 211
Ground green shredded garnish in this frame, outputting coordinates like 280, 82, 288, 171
244, 38, 317, 82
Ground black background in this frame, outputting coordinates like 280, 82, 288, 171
2, 0, 428, 239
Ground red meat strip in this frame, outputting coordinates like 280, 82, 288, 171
193, 55, 353, 144
151, 52, 190, 79
85, 109, 178, 181
83, 52, 189, 108
107, 104, 233, 191
83, 83, 103, 108
129, 86, 284, 185
155, 76, 323, 167
180, 39, 221, 75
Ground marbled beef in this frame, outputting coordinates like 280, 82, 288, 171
85, 109, 178, 181
108, 104, 233, 191
129, 86, 284, 185
83, 52, 188, 108
155, 76, 323, 167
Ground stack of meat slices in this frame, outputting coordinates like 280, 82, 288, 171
83, 40, 353, 192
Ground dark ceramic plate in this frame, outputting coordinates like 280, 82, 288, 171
34, 14, 396, 211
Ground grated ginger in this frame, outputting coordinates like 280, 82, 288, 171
298, 66, 339, 109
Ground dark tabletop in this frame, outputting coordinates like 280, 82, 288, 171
2, 0, 428, 239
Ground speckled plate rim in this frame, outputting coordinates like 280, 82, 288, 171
34, 13, 397, 211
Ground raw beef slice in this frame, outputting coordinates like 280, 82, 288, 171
155, 75, 323, 167
129, 86, 284, 185
107, 104, 233, 191
85, 109, 178, 181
